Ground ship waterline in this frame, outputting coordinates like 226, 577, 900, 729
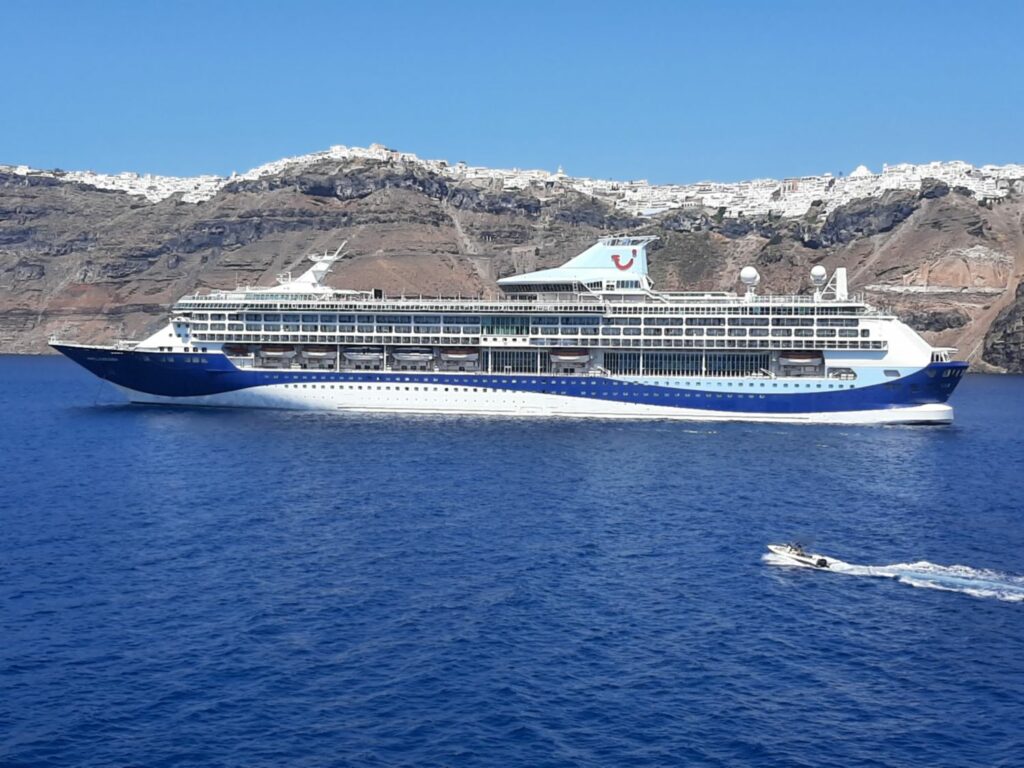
51, 236, 967, 424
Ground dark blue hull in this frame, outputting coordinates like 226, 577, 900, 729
53, 344, 967, 417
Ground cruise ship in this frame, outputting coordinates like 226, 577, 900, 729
51, 236, 968, 424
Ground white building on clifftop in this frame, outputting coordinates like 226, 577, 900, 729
4, 144, 1023, 216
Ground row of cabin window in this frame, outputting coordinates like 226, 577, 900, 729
181, 301, 866, 318
191, 332, 886, 351
476, 316, 862, 328
203, 326, 868, 338
193, 324, 866, 338
279, 382, 856, 394
189, 310, 864, 325
606, 305, 863, 316
268, 370, 860, 387
191, 317, 861, 331
194, 313, 486, 324
140, 354, 208, 364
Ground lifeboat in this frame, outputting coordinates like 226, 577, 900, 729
300, 345, 337, 359
258, 345, 297, 359
392, 347, 435, 363
342, 347, 383, 362
779, 351, 823, 366
440, 348, 479, 362
549, 348, 591, 363
222, 344, 250, 357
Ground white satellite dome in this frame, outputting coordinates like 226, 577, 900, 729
810, 265, 828, 286
740, 266, 760, 287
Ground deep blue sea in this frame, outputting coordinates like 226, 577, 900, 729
2, 356, 1023, 767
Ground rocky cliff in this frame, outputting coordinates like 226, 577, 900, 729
2, 155, 1023, 371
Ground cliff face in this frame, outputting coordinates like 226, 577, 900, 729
1, 157, 1022, 371
984, 282, 1024, 371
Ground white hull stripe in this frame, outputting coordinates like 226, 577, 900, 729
115, 383, 954, 425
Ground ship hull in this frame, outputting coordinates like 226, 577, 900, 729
112, 384, 953, 424
53, 344, 966, 425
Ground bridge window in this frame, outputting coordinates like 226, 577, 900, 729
482, 316, 530, 335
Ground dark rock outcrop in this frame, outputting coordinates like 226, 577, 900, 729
983, 282, 1024, 371
919, 178, 951, 199
819, 190, 919, 245
899, 308, 969, 332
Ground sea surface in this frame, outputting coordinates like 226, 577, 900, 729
2, 355, 1023, 767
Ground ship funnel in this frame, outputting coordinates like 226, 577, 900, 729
560, 236, 655, 277
496, 235, 657, 293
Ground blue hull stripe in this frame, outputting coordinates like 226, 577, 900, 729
53, 345, 967, 414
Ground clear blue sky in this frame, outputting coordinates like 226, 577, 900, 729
2, 0, 1021, 183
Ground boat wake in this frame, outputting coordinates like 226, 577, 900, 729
763, 552, 1024, 603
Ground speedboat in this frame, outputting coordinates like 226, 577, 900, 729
767, 543, 830, 569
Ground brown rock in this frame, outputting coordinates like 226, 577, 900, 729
1, 161, 1023, 371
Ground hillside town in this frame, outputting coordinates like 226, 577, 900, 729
5, 143, 1024, 217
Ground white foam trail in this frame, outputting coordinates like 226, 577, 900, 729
762, 553, 1024, 603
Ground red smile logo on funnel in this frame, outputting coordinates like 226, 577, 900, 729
612, 249, 638, 271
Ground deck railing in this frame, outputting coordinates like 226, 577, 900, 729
174, 292, 874, 314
